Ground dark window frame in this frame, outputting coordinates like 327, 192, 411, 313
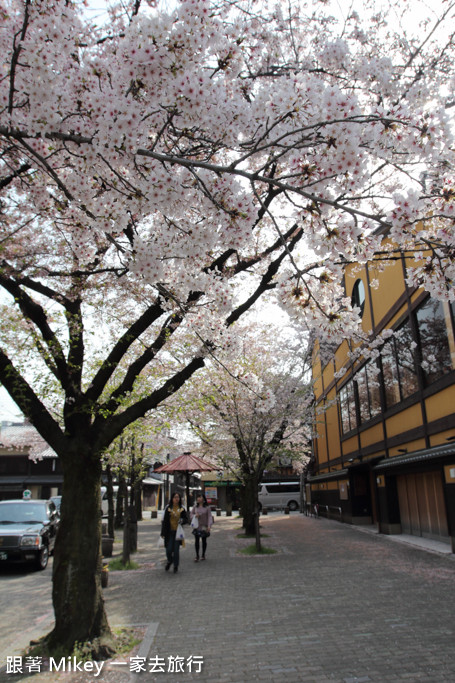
414, 296, 453, 387
351, 279, 366, 317
337, 295, 454, 436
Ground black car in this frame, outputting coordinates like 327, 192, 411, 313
0, 499, 59, 570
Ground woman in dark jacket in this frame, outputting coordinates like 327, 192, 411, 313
161, 492, 189, 573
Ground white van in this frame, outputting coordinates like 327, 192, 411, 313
258, 481, 301, 511
101, 486, 116, 516
100, 485, 131, 516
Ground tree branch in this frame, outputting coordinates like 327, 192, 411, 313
0, 348, 67, 454
99, 310, 186, 414
0, 162, 32, 190
0, 271, 69, 385
8, 0, 31, 114
227, 223, 304, 326
85, 297, 167, 403
94, 354, 207, 449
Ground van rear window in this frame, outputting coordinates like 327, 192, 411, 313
263, 483, 300, 493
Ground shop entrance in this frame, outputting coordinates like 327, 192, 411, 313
397, 471, 449, 542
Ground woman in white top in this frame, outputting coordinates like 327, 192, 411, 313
190, 494, 213, 562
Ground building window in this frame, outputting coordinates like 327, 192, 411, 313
339, 380, 357, 433
340, 360, 382, 432
353, 361, 383, 425
366, 362, 382, 416
394, 320, 419, 399
381, 338, 401, 408
336, 296, 454, 435
415, 297, 453, 385
351, 279, 366, 316
356, 365, 370, 424
448, 301, 455, 366
381, 319, 419, 408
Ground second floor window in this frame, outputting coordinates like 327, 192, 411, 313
356, 363, 381, 422
337, 296, 455, 434
339, 381, 357, 433
382, 319, 419, 409
416, 298, 452, 385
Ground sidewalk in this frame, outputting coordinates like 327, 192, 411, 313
1, 512, 455, 683
347, 519, 453, 556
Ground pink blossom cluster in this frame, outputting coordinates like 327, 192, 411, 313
0, 0, 454, 348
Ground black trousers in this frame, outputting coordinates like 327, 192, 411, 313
194, 534, 207, 558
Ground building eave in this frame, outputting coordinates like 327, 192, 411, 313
307, 468, 349, 483
374, 443, 455, 471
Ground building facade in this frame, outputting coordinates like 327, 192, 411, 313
309, 243, 455, 552
0, 422, 63, 500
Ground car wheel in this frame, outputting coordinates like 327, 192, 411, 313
287, 500, 299, 511
35, 546, 49, 571
257, 502, 262, 512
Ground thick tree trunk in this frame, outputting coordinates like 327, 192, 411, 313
44, 450, 114, 657
106, 464, 115, 540
241, 477, 260, 536
134, 482, 142, 521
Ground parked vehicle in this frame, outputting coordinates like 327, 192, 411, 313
258, 481, 301, 511
0, 499, 59, 570
50, 495, 62, 514
100, 485, 131, 516
101, 486, 115, 516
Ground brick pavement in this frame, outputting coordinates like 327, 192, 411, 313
1, 513, 455, 683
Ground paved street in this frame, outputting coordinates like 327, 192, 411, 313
0, 555, 54, 665
1, 513, 454, 683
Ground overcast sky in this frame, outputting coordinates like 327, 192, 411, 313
0, 388, 22, 423
0, 0, 451, 423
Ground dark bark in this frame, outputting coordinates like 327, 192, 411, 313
134, 481, 142, 522
133, 443, 144, 522
241, 475, 261, 536
115, 472, 127, 529
45, 448, 114, 657
0, 188, 307, 656
106, 464, 115, 540
122, 508, 131, 565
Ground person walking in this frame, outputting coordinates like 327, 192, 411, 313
161, 492, 189, 573
190, 494, 213, 562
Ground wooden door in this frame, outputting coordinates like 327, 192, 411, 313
397, 471, 449, 541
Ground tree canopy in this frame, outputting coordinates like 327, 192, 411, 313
0, 0, 454, 657
176, 323, 313, 474
170, 322, 313, 533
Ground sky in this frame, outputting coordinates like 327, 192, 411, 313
0, 0, 451, 423
0, 387, 22, 423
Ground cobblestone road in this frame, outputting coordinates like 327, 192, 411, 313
1, 513, 454, 683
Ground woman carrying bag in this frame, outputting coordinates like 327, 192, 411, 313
161, 492, 188, 574
190, 494, 213, 562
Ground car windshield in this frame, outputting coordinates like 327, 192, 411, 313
0, 502, 47, 524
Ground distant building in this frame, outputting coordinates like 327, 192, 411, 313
0, 422, 62, 500
309, 233, 455, 552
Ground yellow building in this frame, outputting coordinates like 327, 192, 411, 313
309, 237, 455, 552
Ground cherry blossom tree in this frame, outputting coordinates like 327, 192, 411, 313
0, 0, 454, 657
172, 322, 313, 541
103, 413, 174, 540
